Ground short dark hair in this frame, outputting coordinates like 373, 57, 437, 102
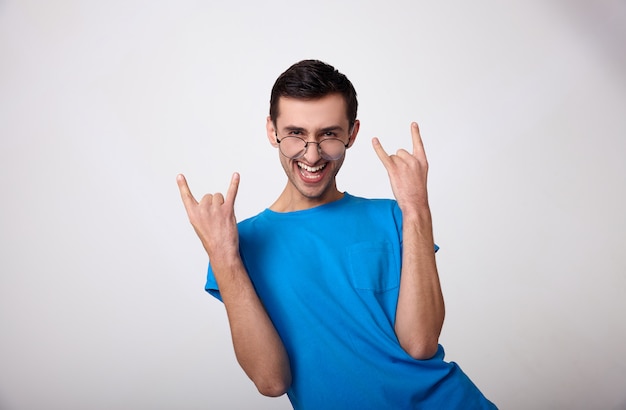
269, 59, 358, 127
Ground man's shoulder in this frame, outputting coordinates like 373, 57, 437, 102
345, 193, 395, 204
237, 209, 268, 228
343, 193, 399, 212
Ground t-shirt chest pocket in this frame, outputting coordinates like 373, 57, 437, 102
347, 241, 400, 292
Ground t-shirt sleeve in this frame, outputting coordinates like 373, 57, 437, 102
205, 263, 223, 302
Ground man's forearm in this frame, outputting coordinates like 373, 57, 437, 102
394, 211, 445, 360
212, 258, 291, 397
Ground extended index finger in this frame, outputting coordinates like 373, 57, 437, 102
410, 122, 426, 159
176, 174, 199, 209
224, 172, 240, 207
372, 137, 393, 168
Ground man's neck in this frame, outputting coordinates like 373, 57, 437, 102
269, 186, 344, 213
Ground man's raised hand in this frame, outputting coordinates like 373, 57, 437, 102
372, 122, 430, 216
177, 172, 241, 263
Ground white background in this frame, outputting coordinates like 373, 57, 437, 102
1, 1, 625, 409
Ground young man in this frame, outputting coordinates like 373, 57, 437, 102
177, 60, 497, 409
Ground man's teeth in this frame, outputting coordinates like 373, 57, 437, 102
298, 162, 326, 173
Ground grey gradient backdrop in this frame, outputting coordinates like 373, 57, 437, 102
1, 1, 625, 409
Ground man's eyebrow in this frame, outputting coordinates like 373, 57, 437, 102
280, 125, 346, 134
282, 126, 306, 132
319, 125, 345, 133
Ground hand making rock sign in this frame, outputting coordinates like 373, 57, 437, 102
176, 172, 241, 265
372, 121, 430, 217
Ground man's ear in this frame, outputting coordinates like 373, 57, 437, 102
266, 116, 278, 147
347, 119, 360, 148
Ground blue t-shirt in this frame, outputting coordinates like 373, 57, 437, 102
206, 193, 496, 409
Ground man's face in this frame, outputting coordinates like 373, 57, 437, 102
266, 94, 359, 209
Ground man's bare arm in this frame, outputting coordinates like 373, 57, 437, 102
372, 123, 445, 360
177, 173, 291, 396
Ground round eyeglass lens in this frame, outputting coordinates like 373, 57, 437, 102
319, 139, 346, 160
279, 137, 306, 159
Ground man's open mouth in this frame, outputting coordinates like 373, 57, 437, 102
298, 162, 327, 180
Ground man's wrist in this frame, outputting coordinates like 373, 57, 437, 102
210, 250, 244, 273
400, 205, 432, 224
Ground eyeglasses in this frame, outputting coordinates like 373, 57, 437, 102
275, 135, 350, 160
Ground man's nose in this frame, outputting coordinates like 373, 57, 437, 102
302, 141, 322, 163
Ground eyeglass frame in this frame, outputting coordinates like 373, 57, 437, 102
274, 130, 354, 161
